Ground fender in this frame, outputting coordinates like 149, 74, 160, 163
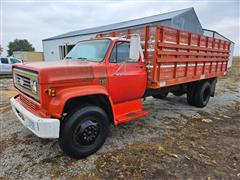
47, 85, 115, 119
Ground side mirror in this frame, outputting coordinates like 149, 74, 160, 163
129, 35, 140, 61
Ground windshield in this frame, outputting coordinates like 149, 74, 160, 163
65, 39, 111, 62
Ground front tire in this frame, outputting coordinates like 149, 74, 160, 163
59, 106, 110, 159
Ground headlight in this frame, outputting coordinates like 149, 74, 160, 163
30, 79, 38, 94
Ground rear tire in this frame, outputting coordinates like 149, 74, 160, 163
59, 106, 109, 159
187, 85, 197, 106
194, 81, 211, 107
153, 92, 168, 99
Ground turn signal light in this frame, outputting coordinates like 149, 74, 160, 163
47, 88, 56, 97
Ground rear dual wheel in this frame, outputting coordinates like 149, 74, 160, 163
59, 106, 109, 159
187, 81, 211, 107
187, 84, 197, 106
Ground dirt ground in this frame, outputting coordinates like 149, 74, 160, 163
0, 64, 240, 179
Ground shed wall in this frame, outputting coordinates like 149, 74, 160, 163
171, 10, 203, 35
43, 34, 96, 61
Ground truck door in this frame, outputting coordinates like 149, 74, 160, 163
107, 41, 147, 103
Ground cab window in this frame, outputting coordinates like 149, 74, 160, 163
10, 58, 21, 64
0, 58, 9, 64
109, 42, 130, 63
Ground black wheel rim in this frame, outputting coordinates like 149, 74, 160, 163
73, 119, 100, 146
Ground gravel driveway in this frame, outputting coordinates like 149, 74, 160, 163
0, 70, 239, 179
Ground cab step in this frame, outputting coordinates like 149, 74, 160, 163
113, 99, 148, 125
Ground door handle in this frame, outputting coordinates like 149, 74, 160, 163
113, 73, 122, 76
136, 65, 144, 68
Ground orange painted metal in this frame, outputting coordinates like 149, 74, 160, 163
99, 25, 231, 89
152, 26, 230, 88
113, 99, 148, 125
12, 41, 147, 125
105, 40, 147, 104
12, 25, 231, 126
16, 92, 49, 118
13, 60, 111, 119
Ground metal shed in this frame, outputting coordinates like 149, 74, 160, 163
43, 8, 203, 61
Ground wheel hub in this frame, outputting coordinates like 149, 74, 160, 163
75, 120, 99, 145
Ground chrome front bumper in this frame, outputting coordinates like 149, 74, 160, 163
10, 97, 60, 138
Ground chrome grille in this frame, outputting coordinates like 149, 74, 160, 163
14, 68, 39, 101
16, 74, 31, 90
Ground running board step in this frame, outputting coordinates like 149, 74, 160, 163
113, 99, 148, 125
115, 109, 148, 125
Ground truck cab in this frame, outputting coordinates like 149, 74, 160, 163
10, 36, 148, 158
64, 37, 147, 103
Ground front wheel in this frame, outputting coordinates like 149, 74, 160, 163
59, 106, 110, 159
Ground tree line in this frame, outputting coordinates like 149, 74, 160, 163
1, 39, 35, 56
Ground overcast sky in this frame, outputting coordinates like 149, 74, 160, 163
1, 0, 239, 56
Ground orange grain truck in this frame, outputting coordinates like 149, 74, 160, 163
11, 25, 230, 158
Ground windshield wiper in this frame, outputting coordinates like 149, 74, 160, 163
65, 56, 72, 59
77, 57, 88, 60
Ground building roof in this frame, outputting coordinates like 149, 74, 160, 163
203, 29, 234, 43
43, 8, 193, 41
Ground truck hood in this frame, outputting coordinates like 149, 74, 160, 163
13, 60, 106, 84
